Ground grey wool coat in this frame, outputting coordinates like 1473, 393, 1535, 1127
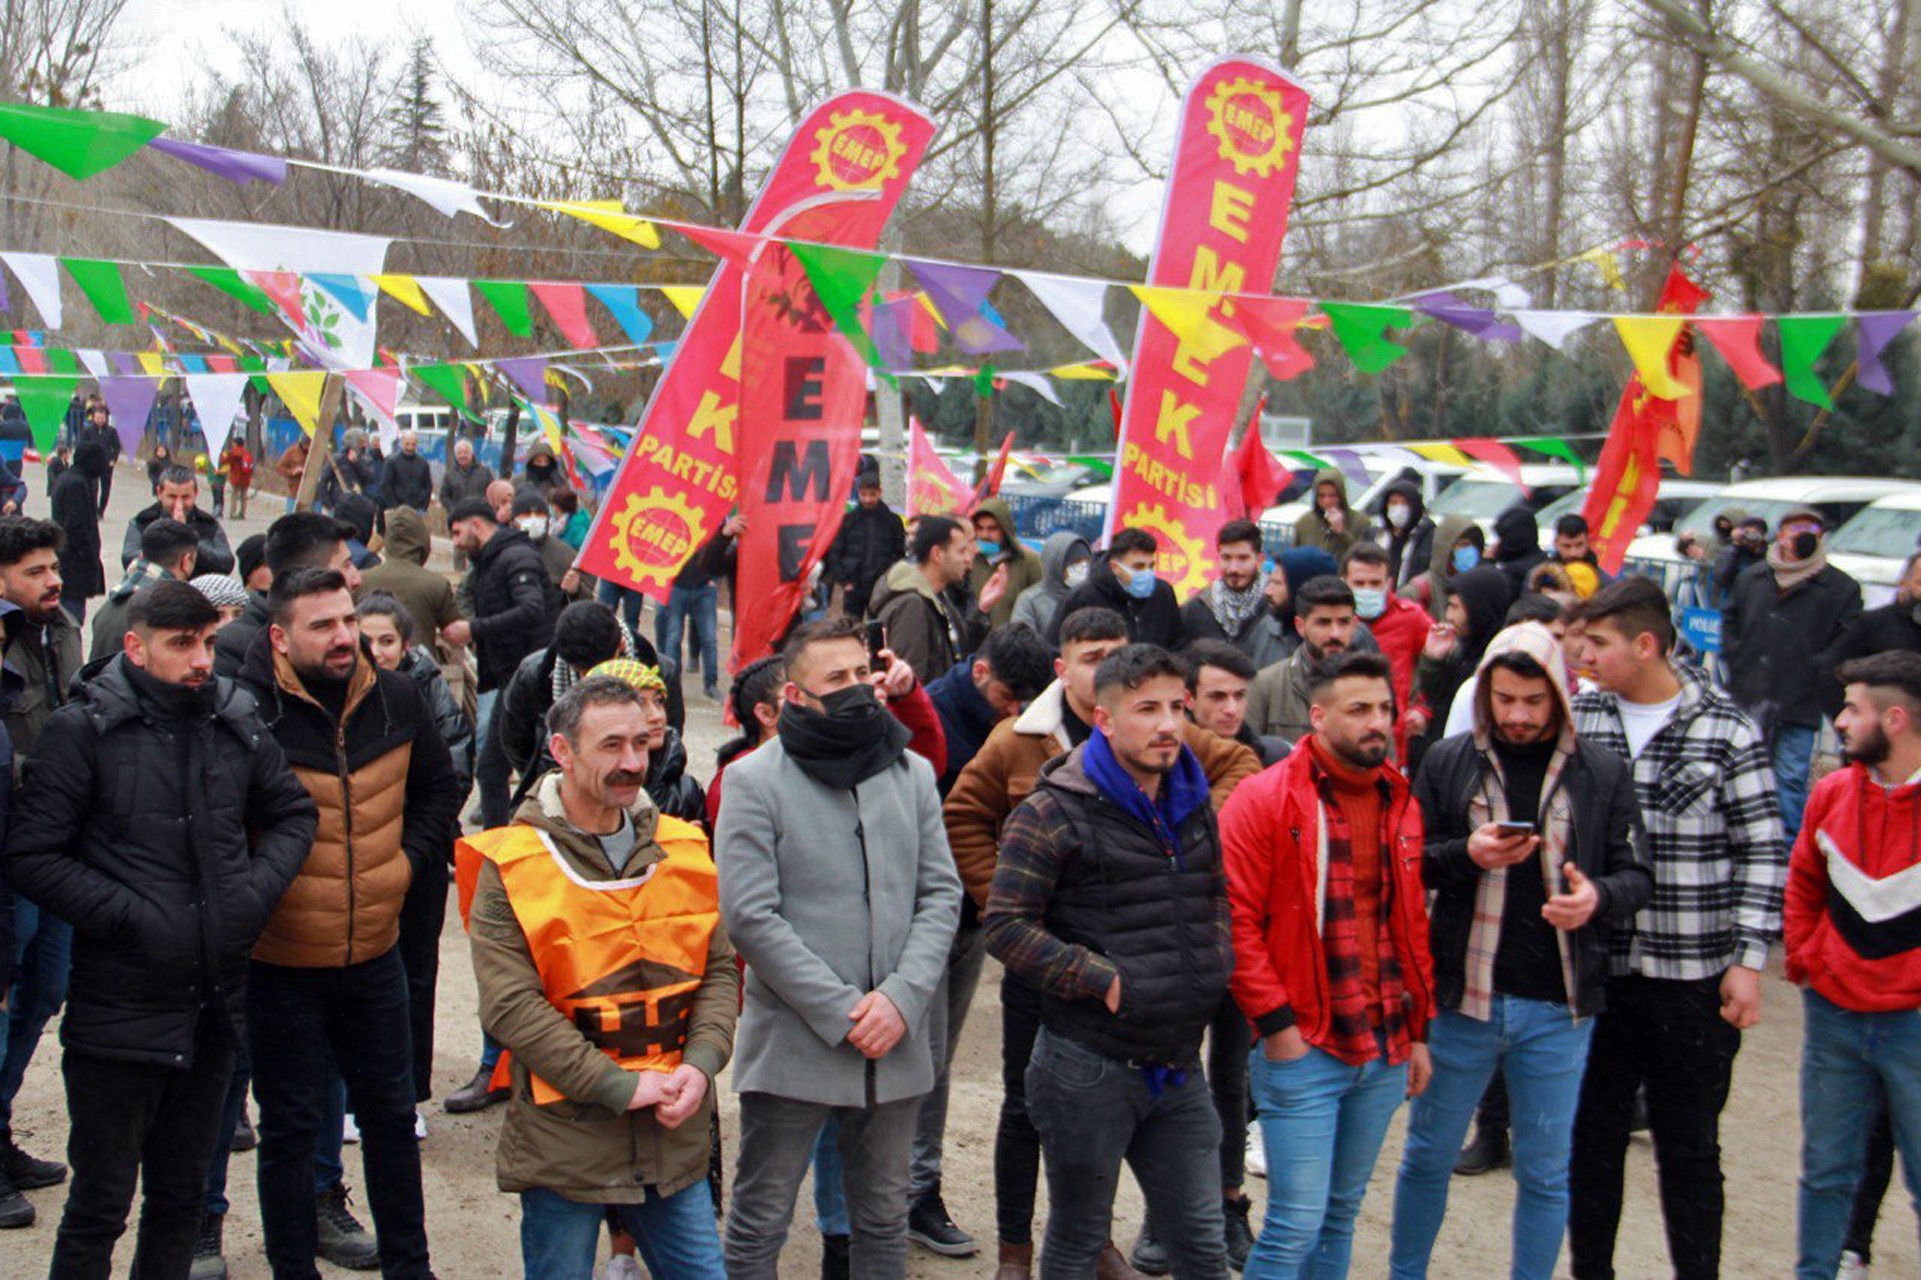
714, 737, 963, 1107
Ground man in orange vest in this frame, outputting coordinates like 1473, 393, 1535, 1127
463, 674, 739, 1280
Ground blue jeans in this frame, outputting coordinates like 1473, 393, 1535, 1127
520, 1183, 726, 1280
1796, 990, 1921, 1279
1773, 723, 1819, 842
657, 582, 719, 695
596, 578, 646, 634
1, 899, 72, 1139
1246, 1043, 1408, 1278
1390, 998, 1594, 1279
476, 687, 511, 830
813, 1117, 849, 1235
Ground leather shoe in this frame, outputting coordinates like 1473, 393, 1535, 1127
1454, 1124, 1511, 1176
443, 1065, 508, 1114
995, 1241, 1034, 1280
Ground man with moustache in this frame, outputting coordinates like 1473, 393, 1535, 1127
1181, 521, 1289, 669
1248, 576, 1368, 745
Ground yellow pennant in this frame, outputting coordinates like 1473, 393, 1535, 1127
372, 275, 432, 316
1408, 442, 1476, 467
1049, 362, 1116, 380
137, 351, 165, 375
1578, 247, 1626, 292
1129, 285, 1245, 361
267, 371, 330, 437
544, 200, 662, 251
1612, 316, 1689, 399
659, 285, 704, 320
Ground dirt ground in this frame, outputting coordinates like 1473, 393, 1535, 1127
6, 457, 1914, 1277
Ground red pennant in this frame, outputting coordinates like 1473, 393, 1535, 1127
1229, 397, 1288, 516
967, 431, 1017, 508
529, 282, 600, 349
1229, 297, 1315, 380
1694, 315, 1782, 390
676, 223, 761, 269
1451, 437, 1526, 490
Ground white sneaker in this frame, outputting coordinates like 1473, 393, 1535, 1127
414, 1108, 428, 1140
341, 1113, 360, 1145
1838, 1250, 1871, 1279
1246, 1120, 1266, 1179
600, 1256, 644, 1280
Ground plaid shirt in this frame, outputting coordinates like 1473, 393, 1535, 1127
1572, 664, 1787, 977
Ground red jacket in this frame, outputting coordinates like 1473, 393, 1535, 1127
1785, 762, 1921, 1013
1368, 592, 1431, 715
1220, 740, 1434, 1057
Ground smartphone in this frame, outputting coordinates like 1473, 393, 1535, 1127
1493, 820, 1537, 838
865, 620, 890, 671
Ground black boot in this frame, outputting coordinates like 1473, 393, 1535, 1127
0, 1172, 32, 1230
820, 1232, 851, 1280
1453, 1124, 1511, 1176
442, 1064, 508, 1114
0, 1139, 66, 1190
907, 1184, 979, 1257
1130, 1220, 1171, 1276
1224, 1194, 1256, 1271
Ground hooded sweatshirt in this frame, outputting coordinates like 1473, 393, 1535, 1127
1381, 479, 1436, 589
869, 559, 987, 687
1011, 531, 1091, 637
1292, 469, 1374, 557
967, 498, 1045, 629
357, 505, 462, 643
1493, 506, 1547, 597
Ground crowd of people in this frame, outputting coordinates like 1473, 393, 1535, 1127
0, 436, 1914, 1280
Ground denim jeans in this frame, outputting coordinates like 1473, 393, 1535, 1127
1026, 1026, 1228, 1280
596, 578, 646, 635
910, 920, 988, 1201
1795, 990, 1921, 1279
205, 1056, 346, 1215
1, 898, 72, 1140
812, 1117, 849, 1235
475, 687, 512, 830
657, 582, 719, 696
1390, 997, 1594, 1279
1772, 722, 1819, 842
249, 949, 429, 1279
1245, 1043, 1408, 1279
520, 1183, 726, 1280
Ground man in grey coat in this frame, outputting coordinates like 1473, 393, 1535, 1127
715, 615, 963, 1280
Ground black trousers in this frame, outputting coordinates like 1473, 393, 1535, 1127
52, 1013, 237, 1280
996, 971, 1045, 1246
1844, 1090, 1897, 1262
396, 852, 448, 1103
1206, 993, 1250, 1189
1569, 974, 1740, 1280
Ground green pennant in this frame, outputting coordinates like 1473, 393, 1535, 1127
973, 363, 998, 399
0, 103, 166, 180
1775, 315, 1848, 409
787, 242, 888, 372
13, 375, 78, 452
474, 280, 534, 337
188, 266, 277, 316
414, 363, 482, 422
43, 348, 80, 374
1319, 302, 1414, 374
249, 375, 273, 397
239, 355, 266, 373
59, 258, 134, 325
1512, 436, 1588, 483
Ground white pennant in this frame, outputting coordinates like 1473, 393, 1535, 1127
999, 371, 1061, 406
184, 373, 251, 452
360, 169, 512, 227
1513, 310, 1602, 350
417, 276, 479, 349
1, 252, 63, 328
1017, 270, 1129, 377
75, 349, 110, 379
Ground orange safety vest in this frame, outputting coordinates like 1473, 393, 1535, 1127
456, 815, 720, 1106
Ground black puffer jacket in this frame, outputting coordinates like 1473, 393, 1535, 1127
400, 645, 473, 796
1493, 506, 1547, 598
1047, 554, 1187, 651
120, 502, 235, 577
1819, 600, 1921, 719
645, 727, 707, 826
467, 524, 561, 691
826, 500, 906, 617
381, 450, 434, 512
214, 590, 271, 679
1, 657, 316, 1064
1722, 559, 1863, 730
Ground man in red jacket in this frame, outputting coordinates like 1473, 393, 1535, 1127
1221, 649, 1435, 1276
1786, 650, 1921, 1280
1342, 542, 1434, 745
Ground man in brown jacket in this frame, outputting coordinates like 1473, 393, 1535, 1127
465, 675, 738, 1278
942, 605, 1258, 1279
237, 566, 460, 1280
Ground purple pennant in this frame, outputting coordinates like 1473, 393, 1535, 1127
1855, 310, 1915, 396
952, 313, 1026, 356
0, 266, 8, 314
99, 376, 161, 456
1415, 291, 1521, 343
908, 260, 1001, 326
147, 136, 288, 185
871, 297, 915, 371
494, 356, 550, 402
107, 351, 139, 376
1318, 447, 1375, 489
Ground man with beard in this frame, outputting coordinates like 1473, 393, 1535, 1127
2, 580, 315, 1275
380, 431, 434, 515
121, 465, 235, 578
1247, 576, 1361, 745
1785, 651, 1921, 1280
1182, 520, 1289, 668
1390, 623, 1650, 1280
0, 516, 85, 1226
985, 644, 1234, 1280
237, 567, 459, 1279
717, 616, 962, 1280
1223, 651, 1435, 1276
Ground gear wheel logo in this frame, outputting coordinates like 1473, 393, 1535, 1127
1204, 77, 1294, 178
1121, 502, 1212, 600
606, 488, 707, 590
811, 109, 908, 193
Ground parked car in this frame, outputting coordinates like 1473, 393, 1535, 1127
1827, 491, 1921, 607
1533, 478, 1723, 538
1430, 463, 1585, 535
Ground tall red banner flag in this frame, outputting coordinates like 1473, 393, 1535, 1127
577, 93, 935, 601
1107, 59, 1310, 598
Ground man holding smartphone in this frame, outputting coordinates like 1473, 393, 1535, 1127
1389, 622, 1650, 1279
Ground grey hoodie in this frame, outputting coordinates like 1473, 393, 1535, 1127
1010, 531, 1091, 637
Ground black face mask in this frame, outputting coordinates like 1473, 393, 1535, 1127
817, 683, 880, 720
1792, 531, 1820, 560
778, 681, 910, 789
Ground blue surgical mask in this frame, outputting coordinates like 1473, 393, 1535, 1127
1125, 567, 1158, 599
1452, 546, 1480, 573
1353, 588, 1387, 620
977, 540, 1002, 559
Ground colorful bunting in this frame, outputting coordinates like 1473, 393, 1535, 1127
343, 369, 402, 448
1511, 436, 1588, 483
1415, 292, 1521, 343
187, 266, 277, 315
60, 258, 134, 324
372, 274, 432, 315
182, 373, 250, 452
306, 274, 378, 322
1612, 316, 1689, 399
529, 282, 599, 350
659, 287, 704, 321
1320, 302, 1412, 373
1855, 311, 1915, 396
148, 136, 286, 185
417, 277, 478, 348
1776, 315, 1847, 409
495, 356, 551, 402
1452, 437, 1525, 488
1693, 315, 1780, 390
790, 243, 889, 370
266, 371, 329, 437
411, 363, 475, 419
1513, 310, 1600, 350
366, 169, 508, 225
584, 284, 653, 347
542, 199, 660, 250
1228, 296, 1314, 380
99, 375, 162, 454
0, 103, 164, 180
1018, 271, 1129, 376
2, 252, 63, 328
1130, 285, 1244, 361
474, 279, 534, 337
12, 374, 79, 451
1408, 442, 1476, 467
676, 223, 759, 268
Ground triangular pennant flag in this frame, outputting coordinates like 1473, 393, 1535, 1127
417, 276, 478, 349
1612, 316, 1689, 399
584, 284, 653, 347
474, 279, 534, 337
1018, 270, 1129, 376
343, 369, 402, 449
542, 199, 661, 250
266, 371, 329, 438
59, 258, 134, 325
870, 297, 918, 370
147, 136, 287, 185
364, 169, 510, 225
1693, 316, 1781, 390
13, 374, 79, 452
1229, 296, 1315, 380
1320, 302, 1413, 373
789, 242, 889, 369
0, 266, 9, 312
494, 356, 551, 402
1, 252, 63, 328
1452, 437, 1526, 489
1512, 436, 1588, 483
659, 286, 704, 320
99, 375, 161, 454
372, 274, 432, 315
909, 260, 1002, 326
676, 223, 760, 268
1408, 442, 1476, 467
187, 265, 277, 315
75, 348, 109, 379
1229, 401, 1287, 516
44, 347, 79, 375
1775, 315, 1848, 409
529, 282, 599, 349
1049, 362, 1117, 380
1414, 292, 1522, 343
182, 373, 250, 452
0, 103, 165, 180
1513, 310, 1600, 350
306, 274, 378, 322
412, 363, 475, 418
243, 270, 307, 321
997, 372, 1060, 406
1130, 285, 1244, 361
1855, 311, 1915, 396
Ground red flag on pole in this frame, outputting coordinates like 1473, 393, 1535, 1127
1228, 397, 1288, 517
967, 431, 1016, 508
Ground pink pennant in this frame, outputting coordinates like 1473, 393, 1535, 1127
1693, 315, 1782, 390
1453, 437, 1526, 490
676, 223, 762, 269
1229, 296, 1315, 380
244, 269, 307, 323
529, 282, 600, 350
